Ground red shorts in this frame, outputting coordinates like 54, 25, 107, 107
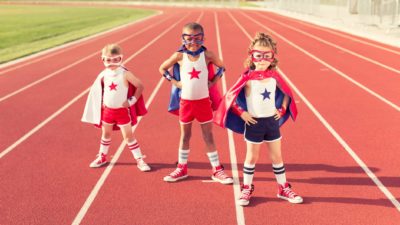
102, 107, 131, 126
179, 98, 213, 124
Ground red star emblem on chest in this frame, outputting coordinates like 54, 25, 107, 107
188, 67, 201, 79
109, 82, 117, 91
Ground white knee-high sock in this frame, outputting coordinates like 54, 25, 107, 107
99, 138, 111, 155
272, 163, 287, 185
127, 139, 142, 159
207, 151, 220, 167
178, 149, 190, 164
243, 163, 255, 185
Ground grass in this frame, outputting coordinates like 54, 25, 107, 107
0, 5, 155, 64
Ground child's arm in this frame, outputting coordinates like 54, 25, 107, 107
159, 52, 182, 88
274, 94, 289, 120
124, 71, 144, 107
231, 81, 257, 125
274, 82, 290, 120
205, 50, 225, 88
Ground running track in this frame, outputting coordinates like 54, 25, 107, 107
0, 5, 399, 225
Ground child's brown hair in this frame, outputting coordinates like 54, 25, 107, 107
244, 32, 278, 70
182, 22, 204, 33
102, 44, 122, 56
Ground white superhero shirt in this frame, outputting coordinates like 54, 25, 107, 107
180, 52, 209, 100
245, 79, 277, 118
103, 67, 128, 108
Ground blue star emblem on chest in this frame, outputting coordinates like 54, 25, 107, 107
261, 88, 271, 100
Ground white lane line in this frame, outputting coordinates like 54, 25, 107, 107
0, 13, 188, 160
229, 11, 400, 213
0, 14, 171, 103
71, 78, 165, 225
288, 17, 400, 56
254, 11, 400, 74
71, 12, 195, 225
215, 11, 246, 225
0, 88, 89, 159
238, 11, 400, 112
0, 11, 163, 74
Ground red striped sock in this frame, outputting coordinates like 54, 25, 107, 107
99, 138, 111, 155
128, 140, 142, 159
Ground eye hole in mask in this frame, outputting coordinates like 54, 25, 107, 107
102, 55, 123, 67
249, 50, 274, 62
181, 32, 204, 45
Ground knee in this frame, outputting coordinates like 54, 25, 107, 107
202, 133, 214, 144
102, 133, 111, 140
270, 152, 282, 161
246, 157, 258, 165
181, 132, 191, 143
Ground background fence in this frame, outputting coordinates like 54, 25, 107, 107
260, 0, 400, 27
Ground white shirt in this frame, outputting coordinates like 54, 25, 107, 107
245, 79, 277, 118
180, 52, 209, 100
102, 67, 128, 108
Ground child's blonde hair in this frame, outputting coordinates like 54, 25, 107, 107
244, 32, 278, 70
102, 44, 122, 56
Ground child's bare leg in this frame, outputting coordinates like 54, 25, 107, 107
101, 123, 113, 140
200, 122, 216, 152
245, 142, 261, 164
179, 123, 192, 150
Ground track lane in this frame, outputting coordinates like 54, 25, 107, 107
1, 6, 399, 225
223, 9, 400, 225
253, 10, 400, 68
0, 9, 196, 225
240, 11, 400, 108
245, 11, 400, 105
232, 9, 400, 203
0, 12, 183, 155
77, 9, 238, 225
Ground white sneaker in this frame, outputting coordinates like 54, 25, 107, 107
136, 157, 151, 172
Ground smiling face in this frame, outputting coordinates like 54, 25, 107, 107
251, 44, 273, 71
182, 28, 204, 52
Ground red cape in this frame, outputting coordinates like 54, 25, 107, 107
96, 79, 147, 130
214, 69, 297, 134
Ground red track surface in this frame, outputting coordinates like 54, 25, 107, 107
0, 5, 399, 225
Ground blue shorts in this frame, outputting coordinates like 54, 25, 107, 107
244, 116, 281, 144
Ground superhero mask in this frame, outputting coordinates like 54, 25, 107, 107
102, 54, 123, 67
181, 32, 204, 45
249, 50, 274, 62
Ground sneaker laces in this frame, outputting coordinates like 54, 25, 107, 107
170, 166, 184, 177
214, 170, 229, 179
240, 185, 254, 200
95, 153, 106, 162
282, 185, 297, 199
136, 156, 148, 165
